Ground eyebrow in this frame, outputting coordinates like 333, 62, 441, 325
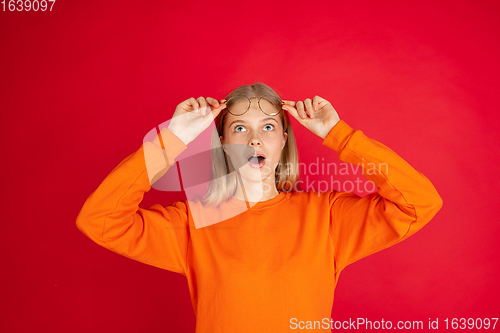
228, 117, 279, 128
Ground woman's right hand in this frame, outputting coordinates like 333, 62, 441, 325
167, 97, 226, 145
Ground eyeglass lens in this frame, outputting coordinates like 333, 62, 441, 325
226, 96, 282, 116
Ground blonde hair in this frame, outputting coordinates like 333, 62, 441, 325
200, 82, 300, 206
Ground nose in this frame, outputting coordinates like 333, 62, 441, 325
249, 138, 262, 147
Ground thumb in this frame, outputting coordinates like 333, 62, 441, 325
210, 99, 227, 118
282, 102, 304, 123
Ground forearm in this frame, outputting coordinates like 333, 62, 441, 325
324, 120, 443, 222
325, 121, 443, 270
76, 127, 188, 246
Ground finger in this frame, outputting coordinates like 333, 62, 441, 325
283, 100, 296, 107
312, 95, 323, 111
206, 97, 220, 109
209, 98, 228, 119
197, 96, 207, 108
313, 95, 330, 110
296, 101, 307, 119
206, 97, 227, 119
282, 104, 304, 123
188, 97, 199, 113
197, 96, 208, 115
219, 99, 227, 107
304, 98, 314, 119
210, 102, 225, 118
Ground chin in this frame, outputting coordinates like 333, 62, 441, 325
239, 163, 272, 183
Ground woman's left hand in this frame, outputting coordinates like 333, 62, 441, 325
282, 96, 341, 139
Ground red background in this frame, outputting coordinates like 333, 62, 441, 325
1, 0, 499, 332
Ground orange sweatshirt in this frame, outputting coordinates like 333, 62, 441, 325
76, 120, 443, 332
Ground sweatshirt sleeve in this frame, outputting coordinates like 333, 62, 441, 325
323, 120, 443, 273
75, 127, 191, 276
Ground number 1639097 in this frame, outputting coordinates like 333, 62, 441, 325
2, 0, 56, 11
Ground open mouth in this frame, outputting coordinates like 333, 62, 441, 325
247, 153, 266, 167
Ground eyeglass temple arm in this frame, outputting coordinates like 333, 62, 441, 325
220, 98, 285, 107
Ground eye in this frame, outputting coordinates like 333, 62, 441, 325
264, 124, 274, 131
235, 125, 246, 132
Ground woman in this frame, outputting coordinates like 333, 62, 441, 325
76, 82, 443, 332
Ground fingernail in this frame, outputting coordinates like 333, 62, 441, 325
314, 105, 318, 111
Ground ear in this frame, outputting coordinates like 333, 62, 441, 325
282, 132, 288, 149
219, 135, 226, 153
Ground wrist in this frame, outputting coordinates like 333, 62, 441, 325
320, 120, 341, 140
167, 126, 189, 145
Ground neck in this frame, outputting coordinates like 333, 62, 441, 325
232, 173, 280, 202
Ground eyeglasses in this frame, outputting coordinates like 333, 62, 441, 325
223, 95, 284, 116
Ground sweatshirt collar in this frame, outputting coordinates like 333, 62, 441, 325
227, 190, 288, 210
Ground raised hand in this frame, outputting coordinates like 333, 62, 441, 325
282, 95, 340, 139
167, 96, 227, 145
